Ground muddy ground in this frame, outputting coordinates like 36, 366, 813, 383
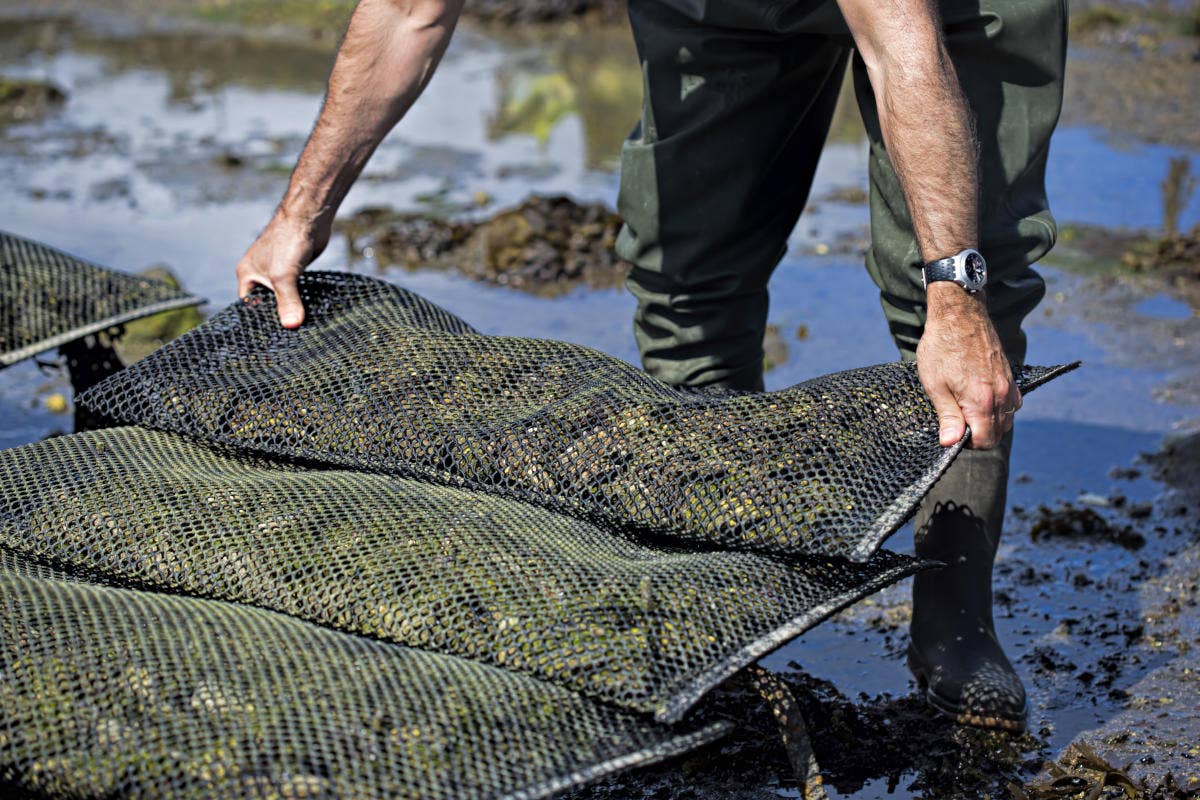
0, 1, 1198, 798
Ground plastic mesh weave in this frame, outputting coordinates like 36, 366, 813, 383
0, 426, 929, 723
79, 272, 1075, 561
0, 549, 728, 800
0, 230, 202, 367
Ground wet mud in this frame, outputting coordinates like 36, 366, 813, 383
1039, 151, 1199, 408
338, 195, 631, 296
1015, 742, 1197, 799
1027, 504, 1147, 551
574, 473, 1200, 798
1063, 5, 1200, 150
565, 671, 1049, 800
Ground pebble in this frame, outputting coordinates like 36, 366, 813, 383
43, 393, 68, 414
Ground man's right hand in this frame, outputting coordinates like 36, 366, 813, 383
236, 213, 331, 330
232, 0, 466, 329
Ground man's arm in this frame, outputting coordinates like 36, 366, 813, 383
837, 0, 1021, 450
236, 0, 464, 328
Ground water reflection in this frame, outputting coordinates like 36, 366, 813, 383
0, 15, 338, 105
487, 25, 642, 170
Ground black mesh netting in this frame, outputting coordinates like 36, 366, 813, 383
0, 426, 929, 724
79, 271, 1076, 561
0, 230, 202, 367
0, 549, 729, 800
2, 269, 1078, 798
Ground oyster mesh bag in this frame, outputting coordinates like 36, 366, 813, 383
0, 427, 929, 724
0, 270, 1075, 798
0, 230, 202, 367
0, 549, 728, 800
80, 271, 1075, 561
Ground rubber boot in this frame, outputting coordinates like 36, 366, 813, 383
907, 429, 1028, 732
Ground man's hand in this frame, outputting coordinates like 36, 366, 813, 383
233, 0, 464, 328
236, 211, 332, 329
837, 0, 1020, 445
917, 284, 1021, 449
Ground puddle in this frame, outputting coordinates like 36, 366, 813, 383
1135, 293, 1194, 320
0, 4, 1198, 797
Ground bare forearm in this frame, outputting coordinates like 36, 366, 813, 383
873, 49, 978, 263
839, 0, 1019, 450
280, 0, 463, 228
237, 0, 462, 329
840, 0, 978, 264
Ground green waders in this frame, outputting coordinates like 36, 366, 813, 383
616, 0, 1067, 729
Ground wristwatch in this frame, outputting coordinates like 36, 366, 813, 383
922, 249, 987, 293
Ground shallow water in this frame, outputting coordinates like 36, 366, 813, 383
0, 8, 1198, 797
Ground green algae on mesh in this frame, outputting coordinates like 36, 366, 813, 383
0, 563, 724, 799
76, 274, 1075, 560
138, 335, 880, 553
0, 427, 925, 718
115, 267, 205, 364
0, 230, 202, 366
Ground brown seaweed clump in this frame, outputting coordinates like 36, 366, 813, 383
1121, 224, 1200, 311
338, 195, 631, 297
1030, 505, 1146, 551
0, 78, 66, 125
1012, 742, 1199, 800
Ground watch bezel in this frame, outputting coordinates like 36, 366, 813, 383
956, 249, 987, 292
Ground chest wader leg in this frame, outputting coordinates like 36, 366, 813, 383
907, 430, 1029, 731
850, 0, 1067, 731
617, 0, 850, 391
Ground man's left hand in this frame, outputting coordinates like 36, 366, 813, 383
916, 284, 1021, 450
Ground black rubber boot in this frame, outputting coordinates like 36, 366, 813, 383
907, 429, 1028, 732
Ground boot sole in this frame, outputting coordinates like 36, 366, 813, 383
906, 646, 1028, 733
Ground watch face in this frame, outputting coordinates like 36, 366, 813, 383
963, 252, 986, 286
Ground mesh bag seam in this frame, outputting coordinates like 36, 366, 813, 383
0, 296, 204, 368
